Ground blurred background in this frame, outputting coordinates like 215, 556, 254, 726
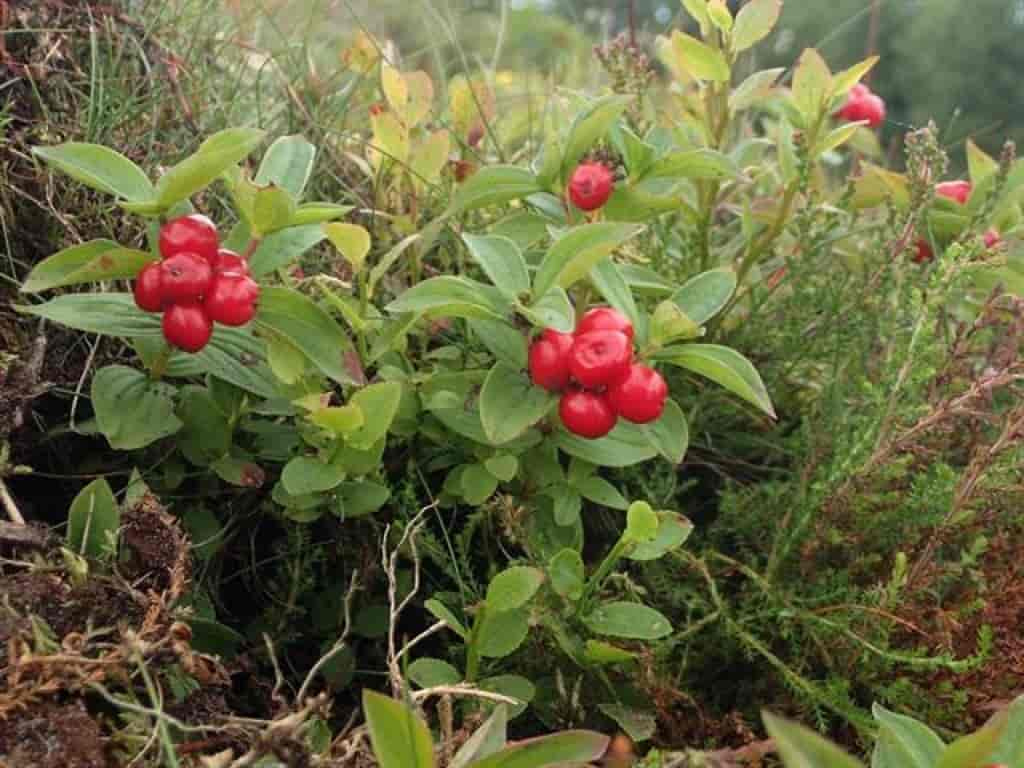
235, 0, 1024, 170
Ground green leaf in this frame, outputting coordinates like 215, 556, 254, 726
211, 457, 265, 488
762, 712, 865, 768
471, 319, 529, 369
831, 57, 880, 103
249, 224, 326, 277
348, 381, 402, 450
519, 287, 575, 334
21, 241, 155, 293
291, 202, 354, 227
672, 268, 737, 325
462, 464, 500, 505
484, 455, 519, 482
310, 405, 364, 436
589, 259, 639, 330
282, 457, 345, 495
706, 0, 733, 31
363, 690, 436, 768
667, 31, 730, 82
645, 149, 740, 181
447, 166, 541, 214
337, 481, 391, 517
629, 512, 694, 561
386, 277, 506, 321
599, 704, 657, 743
325, 223, 372, 274
468, 731, 609, 768
659, 344, 775, 418
479, 362, 554, 445
463, 234, 530, 300
255, 135, 316, 199
17, 292, 164, 338
792, 49, 833, 123
549, 549, 584, 600
92, 365, 182, 450
625, 501, 659, 543
650, 301, 702, 346
935, 714, 1006, 768
250, 183, 297, 235
872, 703, 945, 768
967, 138, 999, 187
554, 421, 658, 468
986, 695, 1024, 765
730, 68, 785, 112
583, 640, 636, 665
451, 706, 507, 768
478, 607, 530, 658
583, 601, 671, 640
816, 123, 863, 156
254, 286, 358, 385
188, 617, 245, 659
640, 398, 689, 464
67, 478, 120, 559
407, 658, 461, 689
561, 94, 633, 177
731, 0, 781, 52
155, 128, 266, 207
575, 476, 629, 510
550, 486, 583, 526
425, 598, 469, 639
534, 223, 644, 298
182, 507, 224, 561
33, 143, 153, 201
487, 567, 545, 612
681, 0, 711, 33
176, 386, 231, 465
266, 335, 307, 384
478, 676, 534, 720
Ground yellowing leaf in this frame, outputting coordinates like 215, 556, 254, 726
450, 75, 495, 139
325, 223, 372, 274
404, 70, 435, 127
342, 31, 381, 74
667, 30, 730, 83
370, 110, 410, 169
381, 64, 409, 116
792, 48, 833, 122
410, 130, 451, 192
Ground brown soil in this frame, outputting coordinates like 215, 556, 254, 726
0, 700, 110, 768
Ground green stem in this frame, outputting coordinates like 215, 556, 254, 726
148, 344, 173, 381
356, 277, 371, 365
578, 537, 630, 614
464, 602, 486, 683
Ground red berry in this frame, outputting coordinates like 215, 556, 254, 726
213, 248, 249, 275
162, 303, 213, 353
559, 389, 617, 439
133, 262, 165, 312
913, 239, 934, 264
568, 162, 614, 212
528, 329, 575, 392
159, 251, 213, 304
936, 180, 972, 205
204, 273, 260, 326
608, 364, 669, 424
569, 330, 632, 389
576, 307, 634, 342
837, 84, 886, 128
984, 229, 1003, 250
159, 214, 219, 264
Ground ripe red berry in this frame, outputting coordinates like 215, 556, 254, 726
576, 307, 634, 342
528, 329, 575, 392
837, 83, 886, 129
568, 162, 614, 212
162, 303, 213, 353
608, 364, 669, 424
984, 229, 1003, 250
212, 248, 249, 275
559, 389, 617, 439
569, 330, 632, 389
913, 238, 934, 264
133, 262, 165, 313
159, 251, 213, 304
204, 273, 260, 326
159, 214, 219, 264
936, 180, 972, 205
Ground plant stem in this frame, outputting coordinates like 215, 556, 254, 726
464, 603, 486, 683
578, 536, 630, 613
149, 344, 173, 381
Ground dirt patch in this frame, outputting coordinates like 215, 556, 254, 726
120, 495, 192, 595
0, 699, 110, 768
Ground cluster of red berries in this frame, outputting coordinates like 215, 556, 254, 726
836, 83, 886, 129
913, 180, 1002, 263
567, 162, 615, 212
528, 308, 668, 440
133, 214, 260, 353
